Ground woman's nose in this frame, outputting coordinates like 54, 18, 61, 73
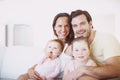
61, 26, 65, 31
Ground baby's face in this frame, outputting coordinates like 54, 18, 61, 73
46, 41, 62, 59
73, 41, 90, 61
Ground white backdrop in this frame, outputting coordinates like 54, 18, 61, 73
0, 0, 120, 48
0, 0, 120, 79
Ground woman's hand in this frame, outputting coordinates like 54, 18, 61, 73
27, 64, 41, 80
34, 71, 42, 80
27, 67, 36, 79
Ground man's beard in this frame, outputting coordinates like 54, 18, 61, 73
75, 30, 91, 39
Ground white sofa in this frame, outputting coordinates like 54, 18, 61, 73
0, 47, 44, 80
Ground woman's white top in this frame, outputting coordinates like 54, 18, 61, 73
57, 44, 73, 78
59, 44, 73, 72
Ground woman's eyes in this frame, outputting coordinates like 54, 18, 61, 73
58, 25, 62, 27
57, 25, 69, 28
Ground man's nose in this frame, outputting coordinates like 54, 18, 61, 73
77, 25, 82, 31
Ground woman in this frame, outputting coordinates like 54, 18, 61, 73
17, 13, 74, 80
52, 13, 74, 79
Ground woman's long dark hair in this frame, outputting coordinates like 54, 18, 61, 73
52, 13, 74, 44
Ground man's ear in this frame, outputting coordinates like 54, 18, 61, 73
89, 21, 93, 29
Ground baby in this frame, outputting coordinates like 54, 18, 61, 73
63, 37, 97, 80
30, 39, 64, 80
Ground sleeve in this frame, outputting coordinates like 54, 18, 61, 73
103, 34, 120, 60
38, 56, 47, 65
46, 59, 61, 78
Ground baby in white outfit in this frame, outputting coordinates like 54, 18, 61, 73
33, 39, 64, 80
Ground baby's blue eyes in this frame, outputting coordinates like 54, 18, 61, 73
48, 46, 57, 49
74, 49, 78, 52
74, 49, 87, 52
49, 46, 51, 48
83, 49, 86, 51
54, 47, 57, 49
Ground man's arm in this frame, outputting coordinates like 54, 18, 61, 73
80, 56, 120, 79
64, 56, 120, 80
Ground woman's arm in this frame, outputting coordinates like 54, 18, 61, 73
27, 64, 41, 80
27, 64, 37, 78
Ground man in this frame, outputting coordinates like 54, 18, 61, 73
64, 10, 120, 80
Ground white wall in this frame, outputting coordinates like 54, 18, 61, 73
0, 47, 7, 77
0, 0, 120, 45
0, 0, 120, 79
